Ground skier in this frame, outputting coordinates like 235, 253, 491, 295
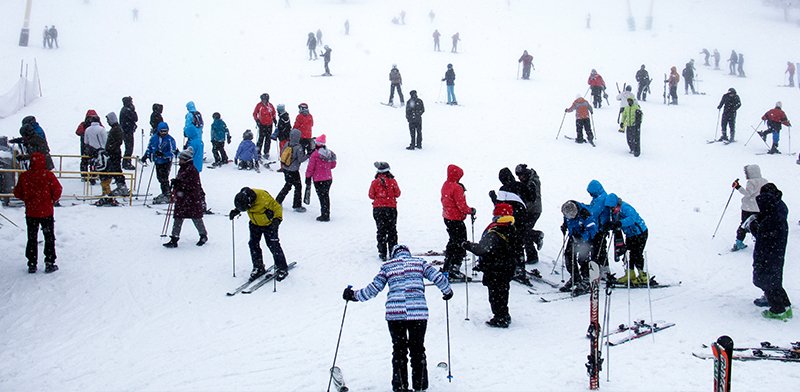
786, 61, 796, 87
229, 187, 290, 281
716, 88, 742, 142
48, 25, 58, 48
234, 130, 260, 170
758, 102, 792, 154
518, 50, 533, 80
305, 134, 336, 221
620, 97, 643, 157
635, 64, 650, 101
559, 200, 598, 294
713, 49, 721, 70
306, 32, 318, 60
463, 203, 517, 328
369, 162, 401, 260
388, 65, 404, 106
737, 53, 745, 77
586, 180, 610, 274
276, 129, 309, 212
405, 90, 425, 150
587, 69, 607, 109
432, 29, 441, 51
75, 109, 99, 182
442, 64, 457, 105
163, 147, 208, 248
682, 60, 697, 95
700, 48, 711, 66
514, 164, 544, 264
616, 85, 636, 130
399, 10, 406, 24
119, 96, 138, 170
253, 93, 277, 159
342, 244, 452, 392
603, 194, 649, 285
210, 112, 231, 167
320, 45, 332, 76
744, 183, 792, 320
183, 101, 204, 173
666, 66, 680, 105
12, 121, 54, 170
451, 32, 460, 53
275, 104, 292, 152
14, 152, 62, 274
441, 164, 475, 281
42, 26, 49, 48
83, 115, 107, 175
21, 115, 47, 142
149, 103, 163, 135
142, 122, 177, 204
728, 50, 738, 75
488, 168, 527, 282
344, 19, 349, 35
315, 29, 323, 46
565, 94, 594, 145
101, 112, 129, 203
293, 103, 314, 154
731, 165, 768, 252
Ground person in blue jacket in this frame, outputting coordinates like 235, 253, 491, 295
586, 180, 610, 272
183, 101, 204, 173
559, 200, 599, 294
21, 116, 47, 141
209, 112, 231, 167
234, 130, 260, 170
603, 193, 649, 285
142, 122, 177, 204
343, 245, 453, 392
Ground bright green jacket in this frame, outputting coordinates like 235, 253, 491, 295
621, 103, 642, 128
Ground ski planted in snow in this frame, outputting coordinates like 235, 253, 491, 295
586, 261, 602, 390
226, 265, 277, 296
712, 336, 733, 392
242, 262, 298, 294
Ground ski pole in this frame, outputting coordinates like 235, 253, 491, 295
142, 161, 156, 204
516, 62, 520, 80
551, 232, 567, 275
712, 179, 738, 239
744, 120, 765, 147
602, 276, 613, 382
555, 112, 567, 140
787, 125, 792, 155
583, 86, 590, 98
465, 214, 476, 321
231, 218, 236, 277
445, 299, 453, 383
0, 211, 22, 230
590, 112, 597, 141
160, 193, 175, 237
327, 291, 350, 392
644, 251, 655, 342
714, 108, 721, 141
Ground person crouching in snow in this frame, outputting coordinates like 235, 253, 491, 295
305, 134, 337, 221
163, 147, 208, 248
234, 129, 260, 170
342, 244, 452, 392
559, 200, 598, 294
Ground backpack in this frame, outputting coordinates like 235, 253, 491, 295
93, 148, 109, 171
280, 145, 293, 166
191, 111, 204, 128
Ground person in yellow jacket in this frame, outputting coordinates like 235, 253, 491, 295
229, 187, 290, 281
620, 97, 643, 157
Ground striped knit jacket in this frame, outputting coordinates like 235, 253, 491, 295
355, 249, 453, 321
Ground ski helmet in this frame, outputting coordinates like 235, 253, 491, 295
260, 93, 269, 101
625, 85, 632, 92
776, 101, 783, 108
561, 201, 578, 219
234, 187, 257, 211
728, 88, 736, 94
277, 104, 286, 113
243, 129, 254, 140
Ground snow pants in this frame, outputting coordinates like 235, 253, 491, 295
753, 258, 791, 314
484, 274, 511, 320
576, 118, 593, 142
248, 221, 288, 271
389, 83, 404, 104
256, 123, 273, 158
443, 218, 467, 272
721, 112, 736, 139
387, 320, 428, 392
276, 170, 302, 209
26, 216, 56, 267
626, 230, 648, 271
564, 237, 592, 280
373, 207, 398, 259
171, 217, 207, 239
155, 162, 172, 197
313, 179, 332, 219
626, 125, 641, 157
211, 140, 228, 164
408, 121, 422, 148
737, 210, 757, 242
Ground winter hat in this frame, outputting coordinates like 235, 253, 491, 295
315, 134, 327, 146
21, 115, 36, 126
627, 97, 635, 104
776, 101, 783, 108
179, 146, 194, 161
157, 122, 169, 132
493, 203, 513, 217
759, 183, 782, 197
625, 85, 632, 92
604, 193, 620, 208
212, 112, 221, 120
728, 88, 736, 94
514, 164, 529, 176
374, 161, 391, 173
410, 90, 418, 97
447, 63, 453, 69
243, 129, 254, 140
561, 201, 578, 219
105, 112, 119, 126
391, 244, 410, 258
277, 104, 286, 113
122, 96, 133, 106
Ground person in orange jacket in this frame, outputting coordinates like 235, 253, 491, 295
565, 95, 595, 145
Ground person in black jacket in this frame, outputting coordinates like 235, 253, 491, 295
716, 88, 742, 142
102, 112, 129, 203
275, 104, 292, 152
682, 60, 696, 95
489, 168, 527, 282
515, 164, 543, 264
150, 103, 164, 135
744, 183, 792, 320
405, 90, 425, 150
443, 64, 457, 105
463, 203, 517, 328
119, 96, 138, 169
635, 64, 650, 101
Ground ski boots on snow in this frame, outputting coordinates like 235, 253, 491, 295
44, 263, 58, 273
163, 236, 179, 248
249, 266, 267, 281
731, 240, 748, 252
762, 308, 793, 321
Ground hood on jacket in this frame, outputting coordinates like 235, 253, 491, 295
152, 103, 163, 113
85, 109, 98, 120
446, 164, 464, 182
106, 112, 119, 126
499, 167, 515, 185
604, 193, 620, 208
587, 180, 606, 198
30, 152, 46, 170
289, 128, 302, 145
756, 183, 783, 215
390, 244, 411, 259
20, 124, 36, 138
186, 101, 196, 112
22, 116, 36, 126
744, 164, 762, 180
122, 96, 133, 107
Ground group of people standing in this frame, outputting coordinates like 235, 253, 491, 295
41, 25, 58, 49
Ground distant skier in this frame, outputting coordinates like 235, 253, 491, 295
119, 96, 138, 170
728, 50, 738, 75
344, 19, 349, 35
514, 164, 544, 264
666, 66, 680, 105
306, 32, 318, 60
305, 134, 336, 222
682, 60, 697, 95
210, 112, 231, 167
432, 29, 441, 51
441, 164, 475, 281
518, 50, 533, 80
603, 194, 649, 285
315, 29, 323, 46
405, 90, 425, 149
388, 65, 404, 106
320, 45, 332, 76
142, 122, 177, 204
621, 97, 643, 157
737, 53, 745, 77
635, 64, 650, 101
183, 101, 204, 173
162, 147, 208, 248
429, 9, 435, 23
253, 93, 277, 159
42, 26, 49, 48
451, 32, 460, 53
14, 152, 62, 274
786, 61, 795, 87
565, 95, 594, 145
442, 63, 457, 105
229, 187, 290, 281
48, 25, 58, 48
587, 69, 607, 109
713, 49, 721, 70
559, 200, 598, 294
716, 88, 741, 142
758, 102, 792, 154
342, 244, 452, 392
234, 129, 259, 170
369, 162, 401, 260
149, 103, 163, 135
731, 164, 768, 252
700, 48, 711, 66
400, 10, 406, 24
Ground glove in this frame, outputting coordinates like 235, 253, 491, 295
469, 207, 476, 217
265, 209, 274, 220
155, 151, 164, 158
342, 287, 356, 301
141, 155, 148, 164
227, 135, 232, 144
488, 190, 497, 203
228, 209, 240, 220
460, 241, 472, 251
560, 223, 567, 235
170, 179, 176, 189
306, 177, 312, 186
442, 290, 454, 301
564, 108, 569, 112
441, 78, 446, 82
732, 179, 740, 189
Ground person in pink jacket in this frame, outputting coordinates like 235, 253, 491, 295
305, 134, 337, 221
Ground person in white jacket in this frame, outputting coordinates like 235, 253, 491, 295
732, 164, 768, 251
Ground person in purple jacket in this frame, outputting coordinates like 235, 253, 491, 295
234, 130, 260, 170
343, 245, 453, 392
305, 134, 337, 221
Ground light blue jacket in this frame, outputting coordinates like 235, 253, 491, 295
183, 101, 204, 172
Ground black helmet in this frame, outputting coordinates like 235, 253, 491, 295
234, 187, 257, 211
728, 88, 736, 94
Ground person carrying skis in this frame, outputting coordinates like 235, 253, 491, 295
635, 64, 650, 101
229, 187, 290, 281
616, 85, 636, 130
234, 129, 260, 170
713, 49, 721, 70
587, 69, 607, 109
119, 96, 138, 170
682, 60, 697, 95
786, 61, 795, 87
603, 193, 648, 285
210, 112, 231, 167
342, 244, 452, 392
559, 200, 598, 294
758, 101, 792, 154
294, 103, 314, 154
666, 66, 680, 105
442, 64, 457, 105
306, 32, 318, 60
565, 95, 594, 145
716, 88, 741, 142
700, 48, 711, 66
518, 50, 533, 80
432, 29, 441, 51
275, 104, 292, 152
514, 164, 543, 264
149, 103, 164, 135
142, 122, 177, 204
320, 45, 332, 76
369, 162, 401, 261
253, 93, 277, 159
451, 32, 460, 53
163, 147, 208, 248
463, 203, 517, 328
728, 50, 738, 75
388, 65, 404, 106
441, 164, 475, 281
488, 169, 527, 283
14, 152, 62, 274
743, 183, 792, 320
731, 164, 768, 252
405, 90, 425, 149
183, 101, 204, 173
305, 134, 336, 221
620, 97, 643, 157
276, 129, 309, 212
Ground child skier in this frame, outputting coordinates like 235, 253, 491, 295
210, 112, 231, 167
304, 134, 337, 221
559, 200, 598, 294
731, 165, 768, 252
143, 122, 177, 204
163, 147, 208, 248
234, 130, 260, 170
369, 161, 401, 260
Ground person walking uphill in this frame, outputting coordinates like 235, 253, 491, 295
518, 50, 534, 80
276, 129, 309, 212
565, 95, 595, 145
305, 134, 337, 221
716, 88, 741, 142
369, 162, 401, 261
441, 164, 475, 281
14, 152, 62, 274
442, 64, 457, 105
388, 65, 404, 106
183, 101, 204, 173
320, 45, 332, 76
405, 90, 425, 149
230, 187, 290, 281
758, 102, 791, 154
587, 69, 607, 109
342, 244, 453, 392
163, 147, 208, 248
621, 97, 643, 157
731, 165, 768, 252
119, 96, 138, 170
253, 94, 277, 159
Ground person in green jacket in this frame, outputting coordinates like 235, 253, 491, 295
229, 187, 290, 281
620, 97, 643, 157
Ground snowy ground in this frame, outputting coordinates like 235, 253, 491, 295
1, 0, 799, 391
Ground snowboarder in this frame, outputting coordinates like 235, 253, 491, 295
442, 64, 457, 105
728, 50, 738, 75
441, 164, 475, 281
253, 93, 277, 159
405, 90, 425, 149
432, 29, 441, 51
275, 104, 292, 152
342, 244, 453, 392
210, 112, 231, 167
737, 53, 745, 77
713, 49, 721, 70
388, 65, 404, 106
163, 147, 208, 248
620, 97, 643, 157
603, 193, 648, 285
786, 61, 795, 87
305, 134, 336, 221
731, 165, 768, 252
149, 103, 163, 135
716, 88, 741, 142
320, 45, 332, 76
518, 50, 534, 80
682, 60, 697, 95
559, 200, 598, 294
276, 129, 309, 212
700, 48, 711, 66
463, 203, 517, 328
234, 130, 259, 170
183, 101, 204, 173
307, 32, 318, 60
293, 103, 314, 154
488, 169, 527, 282
142, 122, 177, 204
758, 102, 791, 154
101, 112, 129, 203
666, 66, 680, 105
635, 64, 650, 101
587, 69, 607, 109
565, 95, 594, 145
14, 152, 62, 274
369, 162, 401, 261
451, 32, 460, 53
229, 187, 290, 281
514, 164, 543, 264
119, 96, 138, 170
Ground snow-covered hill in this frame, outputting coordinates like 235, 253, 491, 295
1, 0, 798, 390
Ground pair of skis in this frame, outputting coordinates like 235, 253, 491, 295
603, 320, 676, 346
694, 340, 800, 363
225, 262, 297, 296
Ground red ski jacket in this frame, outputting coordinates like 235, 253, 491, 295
294, 113, 314, 139
588, 74, 606, 88
14, 152, 62, 218
441, 164, 472, 221
253, 102, 276, 126
762, 108, 791, 127
369, 173, 401, 208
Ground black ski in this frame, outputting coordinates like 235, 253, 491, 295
226, 265, 277, 296
413, 250, 445, 257
702, 341, 800, 355
242, 262, 298, 294
527, 268, 562, 288
587, 261, 602, 390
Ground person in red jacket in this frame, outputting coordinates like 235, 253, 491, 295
75, 109, 99, 183
565, 95, 594, 145
13, 152, 63, 273
441, 164, 475, 280
369, 161, 401, 260
253, 93, 277, 159
587, 69, 607, 109
293, 103, 314, 154
758, 102, 792, 154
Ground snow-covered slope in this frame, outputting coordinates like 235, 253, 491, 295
1, 0, 798, 390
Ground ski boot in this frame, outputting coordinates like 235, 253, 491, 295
275, 268, 289, 281
406, 145, 415, 150
762, 308, 793, 321
731, 240, 748, 252
512, 268, 532, 286
196, 235, 207, 246
152, 193, 170, 204
293, 206, 307, 213
446, 268, 467, 282
768, 145, 781, 154
616, 269, 636, 285
163, 236, 179, 248
574, 137, 586, 144
249, 266, 267, 281
559, 277, 576, 292
485, 316, 510, 328
753, 296, 770, 307
717, 135, 729, 142
44, 263, 58, 273
110, 184, 130, 196
27, 262, 37, 274
316, 215, 330, 222
634, 271, 650, 285
758, 131, 767, 142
